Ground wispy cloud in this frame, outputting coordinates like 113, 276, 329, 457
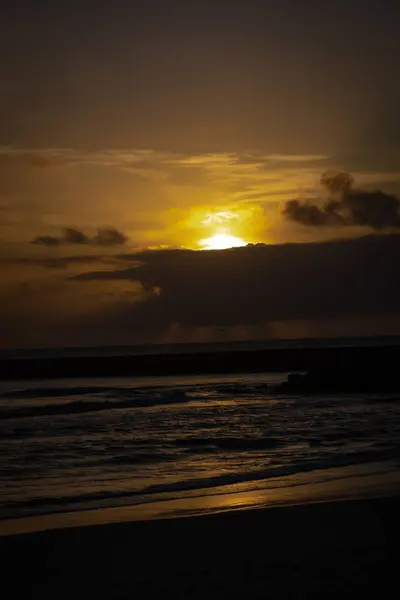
2, 145, 400, 250
2, 145, 399, 196
0, 145, 329, 176
263, 154, 329, 163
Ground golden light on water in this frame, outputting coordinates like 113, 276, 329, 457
199, 233, 248, 250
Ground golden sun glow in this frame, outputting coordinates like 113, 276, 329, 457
199, 233, 248, 250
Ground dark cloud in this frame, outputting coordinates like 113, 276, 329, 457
71, 235, 400, 333
320, 171, 354, 195
93, 227, 128, 246
283, 172, 400, 230
31, 235, 60, 247
31, 227, 129, 247
282, 200, 343, 226
4, 236, 400, 347
340, 190, 400, 229
63, 228, 90, 245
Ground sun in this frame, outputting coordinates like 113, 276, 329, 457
199, 233, 248, 250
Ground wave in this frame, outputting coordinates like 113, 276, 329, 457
172, 436, 284, 451
99, 451, 178, 466
1, 381, 271, 400
1, 386, 120, 399
1, 427, 37, 439
0, 381, 273, 420
129, 448, 400, 496
2, 451, 399, 520
0, 391, 193, 420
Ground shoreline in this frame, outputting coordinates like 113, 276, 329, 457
2, 459, 399, 537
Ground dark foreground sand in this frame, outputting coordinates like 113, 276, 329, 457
1, 496, 399, 599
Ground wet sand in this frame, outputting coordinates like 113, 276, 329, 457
1, 494, 399, 599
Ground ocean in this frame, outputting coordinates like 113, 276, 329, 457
1, 369, 400, 524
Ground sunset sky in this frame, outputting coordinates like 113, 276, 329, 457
2, 0, 400, 348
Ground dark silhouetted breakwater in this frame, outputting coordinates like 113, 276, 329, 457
0, 343, 399, 380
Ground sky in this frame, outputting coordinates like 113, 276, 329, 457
1, 0, 400, 348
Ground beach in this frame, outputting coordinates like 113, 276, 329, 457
1, 494, 398, 599
1, 356, 399, 598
